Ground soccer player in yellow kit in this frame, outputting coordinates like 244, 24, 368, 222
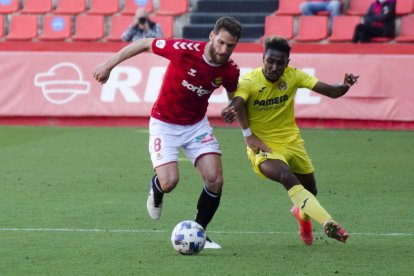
222, 36, 359, 245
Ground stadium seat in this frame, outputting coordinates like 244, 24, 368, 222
396, 0, 414, 16
0, 15, 4, 37
122, 0, 154, 14
39, 15, 71, 40
295, 16, 328, 42
275, 0, 304, 16
156, 0, 188, 16
55, 0, 86, 15
149, 15, 174, 39
369, 37, 393, 43
107, 15, 133, 41
72, 15, 104, 41
263, 15, 294, 40
21, 0, 52, 14
315, 11, 330, 16
328, 15, 361, 42
0, 0, 19, 14
395, 15, 414, 42
346, 0, 372, 16
87, 0, 119, 15
6, 14, 38, 40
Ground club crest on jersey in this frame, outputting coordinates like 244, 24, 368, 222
155, 40, 166, 49
188, 68, 197, 77
278, 81, 287, 91
211, 77, 223, 88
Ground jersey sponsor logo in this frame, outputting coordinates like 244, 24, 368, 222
278, 81, 287, 91
211, 77, 223, 88
187, 68, 197, 77
182, 80, 212, 97
155, 40, 166, 49
258, 86, 266, 93
173, 41, 200, 52
253, 95, 288, 106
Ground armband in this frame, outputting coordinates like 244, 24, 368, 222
241, 128, 252, 137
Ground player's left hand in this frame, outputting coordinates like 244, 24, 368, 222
221, 106, 236, 123
344, 74, 359, 86
245, 134, 272, 153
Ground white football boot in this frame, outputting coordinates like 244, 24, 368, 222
204, 236, 221, 249
146, 186, 162, 220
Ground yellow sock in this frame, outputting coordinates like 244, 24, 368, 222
288, 184, 332, 225
299, 209, 310, 221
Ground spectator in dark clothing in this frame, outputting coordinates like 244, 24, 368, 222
121, 8, 163, 42
352, 0, 396, 43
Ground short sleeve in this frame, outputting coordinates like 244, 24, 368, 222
234, 77, 252, 101
296, 68, 318, 90
223, 62, 240, 93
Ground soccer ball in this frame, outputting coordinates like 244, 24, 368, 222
171, 220, 206, 255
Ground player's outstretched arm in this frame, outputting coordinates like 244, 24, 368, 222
312, 73, 359, 99
93, 38, 155, 84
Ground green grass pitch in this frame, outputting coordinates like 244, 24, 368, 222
0, 126, 413, 275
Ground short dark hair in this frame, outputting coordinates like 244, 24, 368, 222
264, 36, 291, 57
213, 16, 243, 40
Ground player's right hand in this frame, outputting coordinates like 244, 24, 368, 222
92, 64, 111, 84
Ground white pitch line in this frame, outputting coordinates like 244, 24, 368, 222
0, 228, 412, 237
0, 228, 165, 233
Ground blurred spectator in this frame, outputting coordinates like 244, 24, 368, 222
121, 8, 163, 42
352, 0, 396, 43
300, 0, 341, 22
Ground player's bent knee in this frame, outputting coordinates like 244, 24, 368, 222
158, 177, 179, 193
277, 171, 300, 189
205, 176, 223, 194
309, 186, 318, 196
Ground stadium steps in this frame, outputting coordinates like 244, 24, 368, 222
195, 0, 277, 13
182, 0, 278, 42
189, 12, 270, 24
183, 23, 265, 42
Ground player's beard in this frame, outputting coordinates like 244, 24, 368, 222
209, 46, 229, 65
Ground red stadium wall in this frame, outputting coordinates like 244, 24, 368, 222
0, 42, 413, 130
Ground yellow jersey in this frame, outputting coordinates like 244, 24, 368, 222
234, 66, 318, 146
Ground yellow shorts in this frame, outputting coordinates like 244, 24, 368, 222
247, 136, 314, 178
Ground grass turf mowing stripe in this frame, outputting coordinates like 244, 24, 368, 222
0, 227, 412, 236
